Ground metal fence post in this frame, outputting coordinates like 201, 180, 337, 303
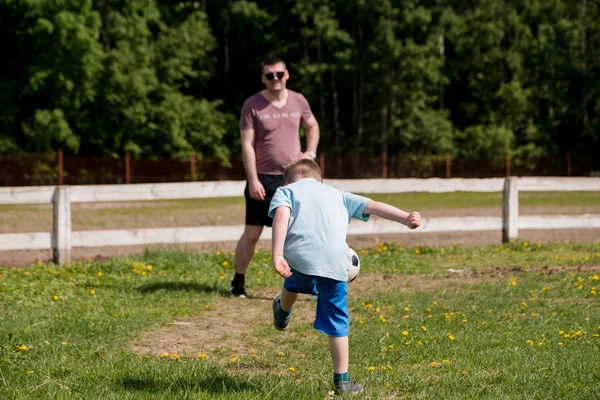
502, 177, 519, 243
53, 186, 71, 264
58, 150, 64, 185
190, 152, 196, 181
125, 152, 131, 184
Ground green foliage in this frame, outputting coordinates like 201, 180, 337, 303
1, 0, 600, 168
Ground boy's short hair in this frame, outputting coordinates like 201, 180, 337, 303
284, 158, 322, 185
261, 56, 286, 73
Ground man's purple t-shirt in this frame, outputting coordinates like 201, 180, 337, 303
240, 90, 313, 175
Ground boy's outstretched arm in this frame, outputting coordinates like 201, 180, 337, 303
363, 200, 421, 229
272, 206, 293, 278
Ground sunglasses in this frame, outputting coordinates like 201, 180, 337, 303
264, 71, 285, 80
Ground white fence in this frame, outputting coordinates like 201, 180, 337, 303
1, 177, 599, 264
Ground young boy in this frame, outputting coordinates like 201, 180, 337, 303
268, 158, 421, 395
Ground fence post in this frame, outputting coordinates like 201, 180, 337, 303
58, 150, 64, 185
445, 152, 451, 178
53, 186, 71, 264
125, 152, 131, 184
319, 153, 325, 178
190, 152, 196, 181
505, 154, 511, 177
502, 177, 519, 243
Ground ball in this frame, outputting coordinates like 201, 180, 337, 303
347, 247, 360, 283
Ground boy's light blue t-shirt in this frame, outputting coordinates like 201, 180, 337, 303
268, 178, 371, 282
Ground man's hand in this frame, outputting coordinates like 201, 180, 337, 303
405, 212, 421, 229
273, 256, 292, 278
248, 179, 266, 200
300, 151, 316, 160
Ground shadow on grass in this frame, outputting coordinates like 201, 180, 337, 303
137, 281, 218, 293
120, 374, 261, 395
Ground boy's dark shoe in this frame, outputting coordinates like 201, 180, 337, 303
272, 292, 292, 331
228, 281, 247, 298
335, 380, 364, 395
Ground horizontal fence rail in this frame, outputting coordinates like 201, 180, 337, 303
1, 177, 599, 264
2, 152, 599, 186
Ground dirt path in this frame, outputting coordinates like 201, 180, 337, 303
129, 264, 600, 360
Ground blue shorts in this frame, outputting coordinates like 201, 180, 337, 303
284, 269, 349, 337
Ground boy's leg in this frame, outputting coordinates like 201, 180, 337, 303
273, 270, 313, 331
329, 335, 363, 394
328, 336, 349, 374
314, 278, 364, 395
279, 288, 298, 312
273, 288, 298, 331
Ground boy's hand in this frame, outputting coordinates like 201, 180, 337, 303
405, 212, 421, 229
273, 256, 292, 278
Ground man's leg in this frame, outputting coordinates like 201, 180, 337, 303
229, 225, 263, 297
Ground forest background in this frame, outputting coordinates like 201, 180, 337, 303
1, 0, 599, 172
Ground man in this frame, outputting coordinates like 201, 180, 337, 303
229, 56, 320, 298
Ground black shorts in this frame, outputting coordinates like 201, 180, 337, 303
245, 174, 284, 227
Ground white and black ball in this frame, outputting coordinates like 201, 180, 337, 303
347, 247, 360, 283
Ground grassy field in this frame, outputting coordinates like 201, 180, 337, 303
1, 191, 599, 234
1, 241, 599, 399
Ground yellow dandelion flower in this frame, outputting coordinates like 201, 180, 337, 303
52, 295, 59, 301
37, 260, 43, 266
527, 340, 533, 346
28, 371, 34, 374
90, 289, 96, 295
402, 331, 409, 336
204, 305, 209, 310
147, 265, 152, 271
404, 307, 410, 312
97, 272, 103, 277
171, 353, 179, 359
161, 352, 168, 358
17, 345, 27, 351
289, 367, 295, 371
461, 371, 468, 375
61, 341, 67, 345
197, 353, 208, 359
415, 248, 420, 254
430, 362, 438, 367
448, 335, 455, 341
443, 360, 450, 364
368, 366, 375, 371
278, 351, 284, 356
416, 341, 423, 346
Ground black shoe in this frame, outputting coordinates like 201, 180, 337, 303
228, 281, 247, 298
335, 380, 364, 395
272, 292, 292, 331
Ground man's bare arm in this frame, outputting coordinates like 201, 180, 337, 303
241, 128, 265, 200
302, 116, 320, 155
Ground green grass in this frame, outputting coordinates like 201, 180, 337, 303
1, 241, 599, 398
1, 190, 599, 219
